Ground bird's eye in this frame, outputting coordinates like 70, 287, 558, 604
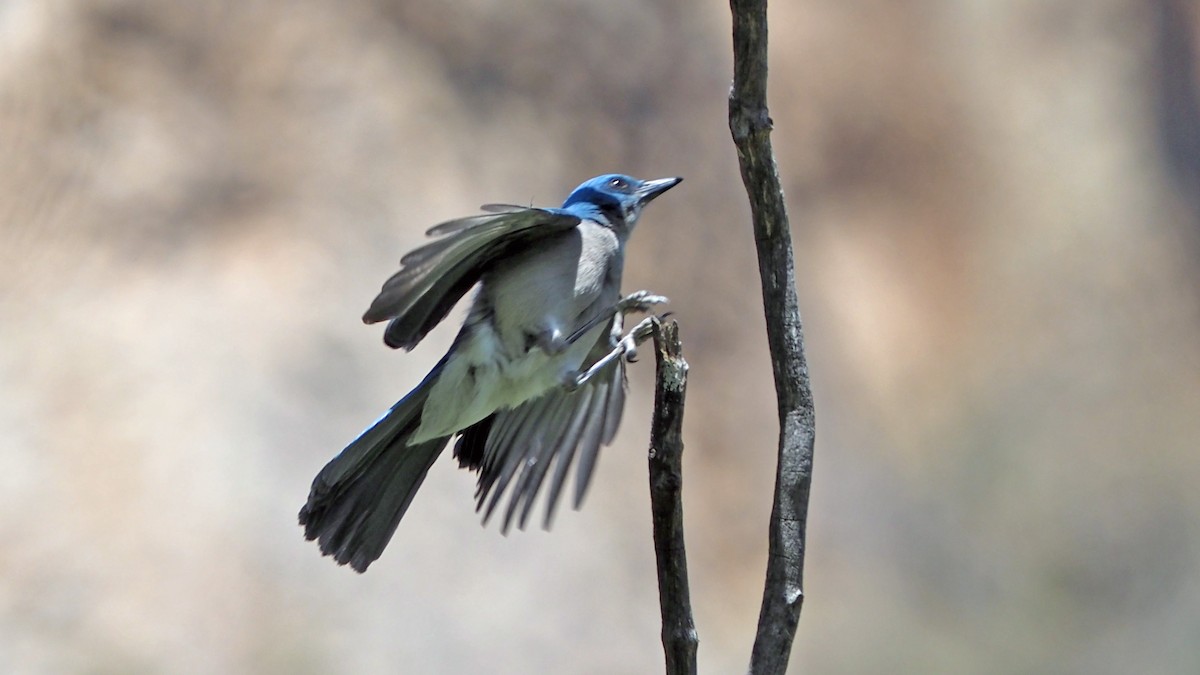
608, 177, 628, 190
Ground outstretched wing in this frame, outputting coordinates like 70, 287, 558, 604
363, 206, 581, 350
452, 319, 627, 533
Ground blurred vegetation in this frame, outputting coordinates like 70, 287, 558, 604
2, 0, 1198, 673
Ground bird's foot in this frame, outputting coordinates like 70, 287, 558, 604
616, 290, 669, 315
562, 316, 659, 389
622, 311, 673, 363
563, 292, 669, 347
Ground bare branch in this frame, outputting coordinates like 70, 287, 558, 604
728, 0, 818, 673
647, 319, 698, 675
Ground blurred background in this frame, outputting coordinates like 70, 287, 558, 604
2, 0, 1199, 673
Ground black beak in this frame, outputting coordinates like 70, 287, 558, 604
636, 176, 683, 206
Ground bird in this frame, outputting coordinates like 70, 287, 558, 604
299, 173, 682, 572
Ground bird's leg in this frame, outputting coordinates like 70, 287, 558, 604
563, 316, 659, 390
565, 290, 669, 346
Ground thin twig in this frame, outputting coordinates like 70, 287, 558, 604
728, 0, 818, 673
647, 319, 698, 675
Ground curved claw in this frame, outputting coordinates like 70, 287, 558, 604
617, 291, 670, 315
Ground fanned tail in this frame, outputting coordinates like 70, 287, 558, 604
299, 363, 449, 572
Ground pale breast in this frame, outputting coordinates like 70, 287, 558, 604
409, 221, 623, 443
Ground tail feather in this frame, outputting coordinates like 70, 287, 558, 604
299, 369, 449, 572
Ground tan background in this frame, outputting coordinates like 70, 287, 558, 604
3, 0, 1199, 673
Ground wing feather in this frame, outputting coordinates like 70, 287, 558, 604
481, 397, 559, 524
503, 393, 574, 531
540, 388, 595, 528
513, 394, 577, 529
466, 321, 630, 531
570, 380, 611, 509
363, 208, 580, 350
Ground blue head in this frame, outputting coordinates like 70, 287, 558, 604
560, 174, 682, 232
